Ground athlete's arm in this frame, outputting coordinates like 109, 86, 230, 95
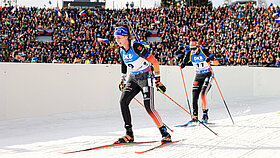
146, 54, 160, 77
146, 53, 166, 93
182, 50, 191, 64
180, 50, 191, 68
118, 48, 127, 77
202, 49, 214, 62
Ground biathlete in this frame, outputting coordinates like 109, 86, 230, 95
114, 25, 171, 144
180, 39, 214, 124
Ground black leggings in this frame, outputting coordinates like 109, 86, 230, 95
192, 72, 212, 116
120, 80, 163, 128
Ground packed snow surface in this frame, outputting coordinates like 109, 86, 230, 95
0, 96, 279, 158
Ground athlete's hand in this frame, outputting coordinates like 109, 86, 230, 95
119, 77, 126, 91
155, 77, 166, 93
180, 62, 186, 69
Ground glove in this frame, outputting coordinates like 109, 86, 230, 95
119, 77, 126, 91
155, 77, 166, 93
205, 57, 210, 62
180, 62, 186, 69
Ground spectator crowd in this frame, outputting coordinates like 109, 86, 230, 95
0, 3, 280, 67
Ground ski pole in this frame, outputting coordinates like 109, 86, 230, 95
133, 97, 174, 132
207, 63, 234, 125
179, 66, 192, 119
161, 93, 218, 136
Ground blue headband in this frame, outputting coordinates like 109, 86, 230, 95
114, 27, 128, 36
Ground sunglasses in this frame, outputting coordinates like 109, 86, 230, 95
190, 47, 198, 51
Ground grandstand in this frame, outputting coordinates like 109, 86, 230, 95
0, 1, 279, 66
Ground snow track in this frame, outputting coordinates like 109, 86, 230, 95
0, 98, 280, 158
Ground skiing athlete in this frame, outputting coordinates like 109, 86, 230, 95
114, 25, 171, 144
180, 39, 214, 124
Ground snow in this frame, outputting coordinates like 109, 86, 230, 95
0, 96, 280, 158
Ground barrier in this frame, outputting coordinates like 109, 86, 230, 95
0, 63, 279, 120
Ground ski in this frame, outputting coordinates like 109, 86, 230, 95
63, 140, 157, 154
135, 139, 185, 154
175, 122, 215, 127
175, 124, 197, 127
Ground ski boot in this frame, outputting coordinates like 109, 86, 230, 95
184, 115, 198, 126
114, 125, 134, 144
159, 125, 172, 144
201, 109, 208, 123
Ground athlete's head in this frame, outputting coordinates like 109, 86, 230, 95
114, 25, 132, 47
189, 39, 200, 55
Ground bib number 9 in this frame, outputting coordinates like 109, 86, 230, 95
128, 64, 134, 69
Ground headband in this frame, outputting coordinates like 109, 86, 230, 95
190, 41, 199, 47
114, 27, 128, 36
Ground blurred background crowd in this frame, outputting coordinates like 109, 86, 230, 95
0, 3, 280, 67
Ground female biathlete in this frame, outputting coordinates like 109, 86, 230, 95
114, 25, 171, 144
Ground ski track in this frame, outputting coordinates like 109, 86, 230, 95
147, 113, 280, 158
0, 106, 280, 158
237, 115, 280, 158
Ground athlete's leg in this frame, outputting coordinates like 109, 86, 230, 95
192, 74, 204, 118
120, 81, 141, 126
116, 80, 141, 144
142, 86, 163, 128
142, 86, 171, 143
201, 73, 213, 121
201, 74, 213, 110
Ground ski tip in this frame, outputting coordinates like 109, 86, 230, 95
175, 124, 197, 127
135, 139, 185, 154
175, 125, 184, 127
215, 133, 219, 136
175, 123, 190, 127
205, 122, 215, 125
135, 151, 144, 154
63, 151, 78, 154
